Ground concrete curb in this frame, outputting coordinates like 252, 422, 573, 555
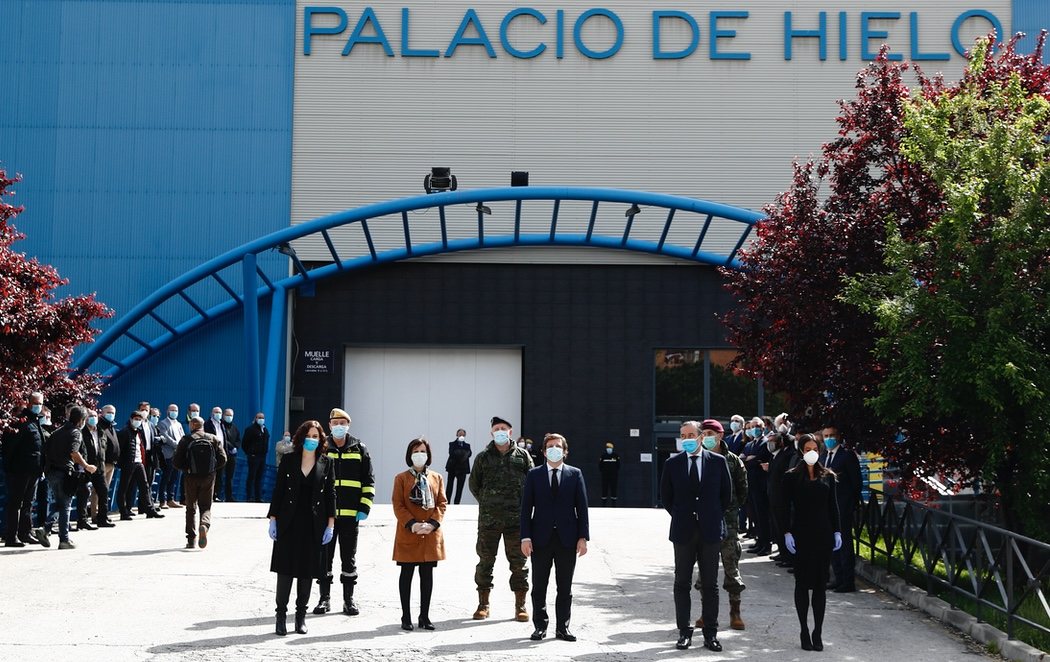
856, 559, 1048, 662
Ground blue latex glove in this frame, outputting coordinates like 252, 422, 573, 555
231, 448, 238, 455
321, 526, 334, 545
784, 532, 796, 555
833, 531, 843, 551
268, 519, 277, 541
356, 511, 368, 522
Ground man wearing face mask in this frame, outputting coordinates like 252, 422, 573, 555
693, 420, 748, 631
95, 405, 120, 523
767, 432, 797, 568
468, 416, 534, 622
597, 442, 621, 507
136, 402, 159, 500
243, 412, 270, 503
820, 424, 861, 593
725, 415, 747, 455
3, 392, 47, 547
661, 420, 733, 652
117, 410, 164, 520
313, 408, 375, 617
520, 433, 589, 642
75, 409, 111, 530
445, 428, 471, 505
204, 407, 228, 501
187, 403, 202, 424
742, 417, 773, 556
220, 408, 241, 502
157, 404, 185, 509
174, 416, 227, 549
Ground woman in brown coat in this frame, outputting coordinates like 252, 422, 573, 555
392, 438, 448, 631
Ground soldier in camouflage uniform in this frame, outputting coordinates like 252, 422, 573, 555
695, 420, 748, 630
468, 416, 534, 622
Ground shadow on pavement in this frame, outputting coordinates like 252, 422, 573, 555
188, 617, 274, 630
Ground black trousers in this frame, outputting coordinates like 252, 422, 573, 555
319, 518, 359, 588
673, 525, 720, 637
531, 537, 577, 632
600, 473, 619, 501
77, 470, 109, 523
445, 472, 467, 504
276, 574, 312, 615
117, 463, 152, 515
4, 472, 39, 541
246, 454, 266, 502
217, 453, 237, 501
831, 505, 856, 586
748, 479, 771, 546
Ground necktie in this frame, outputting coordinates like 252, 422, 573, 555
551, 468, 559, 500
829, 450, 835, 467
139, 431, 146, 464
689, 455, 699, 484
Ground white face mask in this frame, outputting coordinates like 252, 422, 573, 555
411, 452, 428, 468
545, 446, 564, 463
457, 435, 465, 442
777, 424, 789, 434
803, 450, 820, 466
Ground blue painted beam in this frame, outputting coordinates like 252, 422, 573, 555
242, 254, 261, 418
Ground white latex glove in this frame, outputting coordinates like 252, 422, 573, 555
833, 531, 843, 551
784, 532, 796, 554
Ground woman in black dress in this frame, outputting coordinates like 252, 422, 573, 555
267, 420, 335, 636
779, 434, 841, 651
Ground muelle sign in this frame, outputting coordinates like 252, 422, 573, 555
303, 5, 1004, 61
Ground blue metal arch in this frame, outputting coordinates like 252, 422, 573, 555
73, 186, 763, 431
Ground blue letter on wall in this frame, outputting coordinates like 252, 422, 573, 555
951, 10, 1003, 57
710, 11, 751, 60
784, 11, 827, 61
861, 11, 902, 61
446, 8, 498, 58
342, 7, 394, 56
501, 8, 548, 59
402, 7, 440, 57
653, 10, 699, 60
304, 6, 348, 56
574, 8, 624, 59
909, 12, 949, 61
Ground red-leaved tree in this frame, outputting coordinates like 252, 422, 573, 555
0, 169, 111, 430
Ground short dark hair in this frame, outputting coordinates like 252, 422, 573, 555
66, 406, 87, 428
137, 401, 150, 410
292, 420, 328, 454
405, 438, 432, 467
543, 433, 568, 451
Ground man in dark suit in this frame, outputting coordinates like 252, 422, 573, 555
520, 432, 590, 643
821, 424, 862, 592
117, 410, 163, 520
242, 412, 269, 502
76, 410, 113, 529
661, 420, 733, 652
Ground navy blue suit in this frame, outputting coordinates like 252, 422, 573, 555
821, 445, 862, 589
660, 449, 732, 638
520, 463, 589, 633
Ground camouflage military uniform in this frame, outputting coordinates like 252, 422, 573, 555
468, 441, 534, 592
720, 449, 748, 595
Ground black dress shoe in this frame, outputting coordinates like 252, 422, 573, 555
530, 628, 546, 640
120, 514, 133, 521
97, 520, 116, 528
418, 618, 435, 631
18, 533, 39, 545
4, 539, 26, 548
555, 629, 576, 642
401, 619, 414, 631
703, 636, 723, 652
675, 632, 692, 650
812, 631, 823, 651
834, 584, 856, 593
77, 520, 97, 531
145, 510, 165, 519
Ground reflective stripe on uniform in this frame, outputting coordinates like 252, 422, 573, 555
334, 479, 362, 487
359, 498, 373, 507
361, 486, 375, 494
336, 509, 358, 517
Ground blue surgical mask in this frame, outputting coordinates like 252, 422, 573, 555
257, 419, 265, 427
749, 428, 762, 439
87, 416, 98, 427
130, 419, 142, 429
168, 411, 178, 419
701, 436, 718, 450
730, 421, 742, 433
104, 413, 115, 423
282, 435, 291, 444
150, 416, 159, 425
680, 439, 699, 454
605, 448, 613, 455
330, 425, 348, 439
212, 412, 221, 421
303, 438, 320, 452
545, 446, 564, 463
223, 415, 233, 424
30, 404, 42, 415
824, 437, 838, 450
493, 430, 511, 445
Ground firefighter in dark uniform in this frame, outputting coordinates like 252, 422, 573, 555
598, 442, 622, 506
312, 407, 375, 616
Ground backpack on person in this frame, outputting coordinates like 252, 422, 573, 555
187, 435, 217, 475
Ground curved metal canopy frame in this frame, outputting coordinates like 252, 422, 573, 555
73, 186, 763, 423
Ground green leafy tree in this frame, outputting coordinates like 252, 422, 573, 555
844, 36, 1050, 539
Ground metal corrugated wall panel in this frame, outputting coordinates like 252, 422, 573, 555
290, 0, 1013, 263
0, 0, 294, 431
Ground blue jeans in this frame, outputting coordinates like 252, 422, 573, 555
45, 470, 74, 542
157, 455, 181, 502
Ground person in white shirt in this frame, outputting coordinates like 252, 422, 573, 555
157, 404, 186, 509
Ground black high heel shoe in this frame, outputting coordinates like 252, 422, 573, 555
811, 630, 823, 651
800, 628, 813, 650
418, 617, 435, 631
401, 617, 414, 631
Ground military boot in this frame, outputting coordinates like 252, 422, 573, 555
473, 590, 490, 620
729, 596, 745, 630
342, 583, 360, 616
313, 581, 331, 614
514, 590, 529, 622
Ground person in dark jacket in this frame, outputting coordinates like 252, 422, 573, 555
242, 412, 270, 502
43, 406, 96, 549
3, 393, 47, 547
741, 418, 772, 555
597, 442, 621, 506
445, 428, 471, 505
174, 416, 227, 549
76, 410, 113, 530
820, 424, 862, 593
767, 432, 797, 567
96, 404, 120, 522
779, 434, 842, 651
117, 410, 164, 520
267, 420, 335, 636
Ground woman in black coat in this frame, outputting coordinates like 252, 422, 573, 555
779, 434, 841, 652
267, 420, 335, 636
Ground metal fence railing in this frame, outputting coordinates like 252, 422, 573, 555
856, 487, 1050, 641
